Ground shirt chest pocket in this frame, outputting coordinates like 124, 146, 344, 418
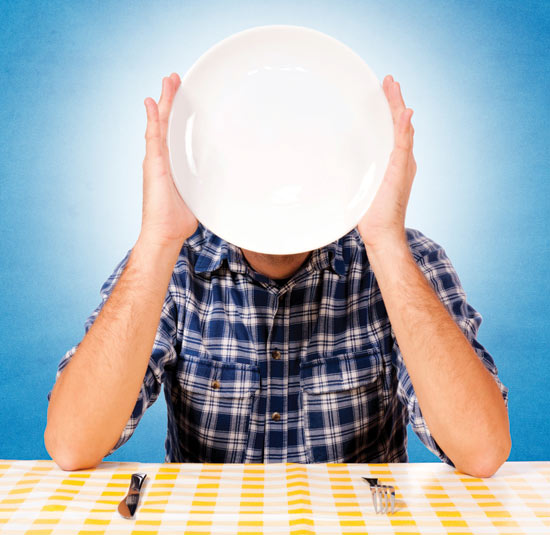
176, 355, 260, 463
300, 348, 385, 463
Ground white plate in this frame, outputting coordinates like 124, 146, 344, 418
167, 25, 393, 254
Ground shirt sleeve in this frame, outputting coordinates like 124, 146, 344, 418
47, 248, 179, 457
392, 235, 509, 466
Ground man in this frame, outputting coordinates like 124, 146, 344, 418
45, 73, 510, 476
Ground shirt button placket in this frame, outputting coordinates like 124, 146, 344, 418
266, 344, 285, 461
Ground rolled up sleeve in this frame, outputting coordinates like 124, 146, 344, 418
47, 249, 179, 456
393, 235, 509, 466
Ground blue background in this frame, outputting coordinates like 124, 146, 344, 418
1, 0, 548, 463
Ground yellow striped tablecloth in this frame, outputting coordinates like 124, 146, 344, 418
0, 460, 549, 534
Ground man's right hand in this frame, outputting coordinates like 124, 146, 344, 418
140, 73, 198, 247
44, 74, 199, 471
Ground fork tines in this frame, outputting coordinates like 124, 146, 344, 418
362, 477, 395, 514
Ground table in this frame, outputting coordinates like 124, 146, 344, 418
0, 460, 548, 534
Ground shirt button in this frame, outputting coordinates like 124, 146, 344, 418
272, 412, 281, 421
211, 380, 220, 390
272, 349, 281, 360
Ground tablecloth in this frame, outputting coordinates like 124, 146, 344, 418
0, 460, 549, 534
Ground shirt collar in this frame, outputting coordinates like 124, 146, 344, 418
188, 222, 347, 278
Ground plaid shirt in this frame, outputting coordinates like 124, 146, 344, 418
48, 223, 508, 464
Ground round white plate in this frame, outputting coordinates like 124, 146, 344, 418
167, 25, 393, 254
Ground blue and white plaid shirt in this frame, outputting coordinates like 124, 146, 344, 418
48, 223, 508, 465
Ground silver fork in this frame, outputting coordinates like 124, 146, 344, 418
363, 477, 395, 514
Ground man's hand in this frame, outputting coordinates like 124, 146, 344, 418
357, 75, 415, 252
141, 73, 198, 247
356, 76, 511, 476
44, 74, 200, 471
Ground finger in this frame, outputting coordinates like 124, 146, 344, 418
389, 108, 413, 173
392, 81, 406, 110
157, 77, 171, 136
382, 74, 394, 95
144, 97, 163, 158
395, 108, 413, 150
169, 72, 181, 87
382, 76, 392, 115
158, 75, 179, 137
386, 80, 407, 128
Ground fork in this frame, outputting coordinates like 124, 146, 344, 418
363, 477, 395, 514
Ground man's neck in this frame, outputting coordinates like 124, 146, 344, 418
240, 248, 312, 280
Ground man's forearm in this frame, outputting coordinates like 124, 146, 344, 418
367, 240, 510, 477
45, 236, 183, 471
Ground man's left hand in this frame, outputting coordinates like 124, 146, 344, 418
357, 75, 416, 253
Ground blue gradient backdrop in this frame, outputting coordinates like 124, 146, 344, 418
1, 0, 548, 463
